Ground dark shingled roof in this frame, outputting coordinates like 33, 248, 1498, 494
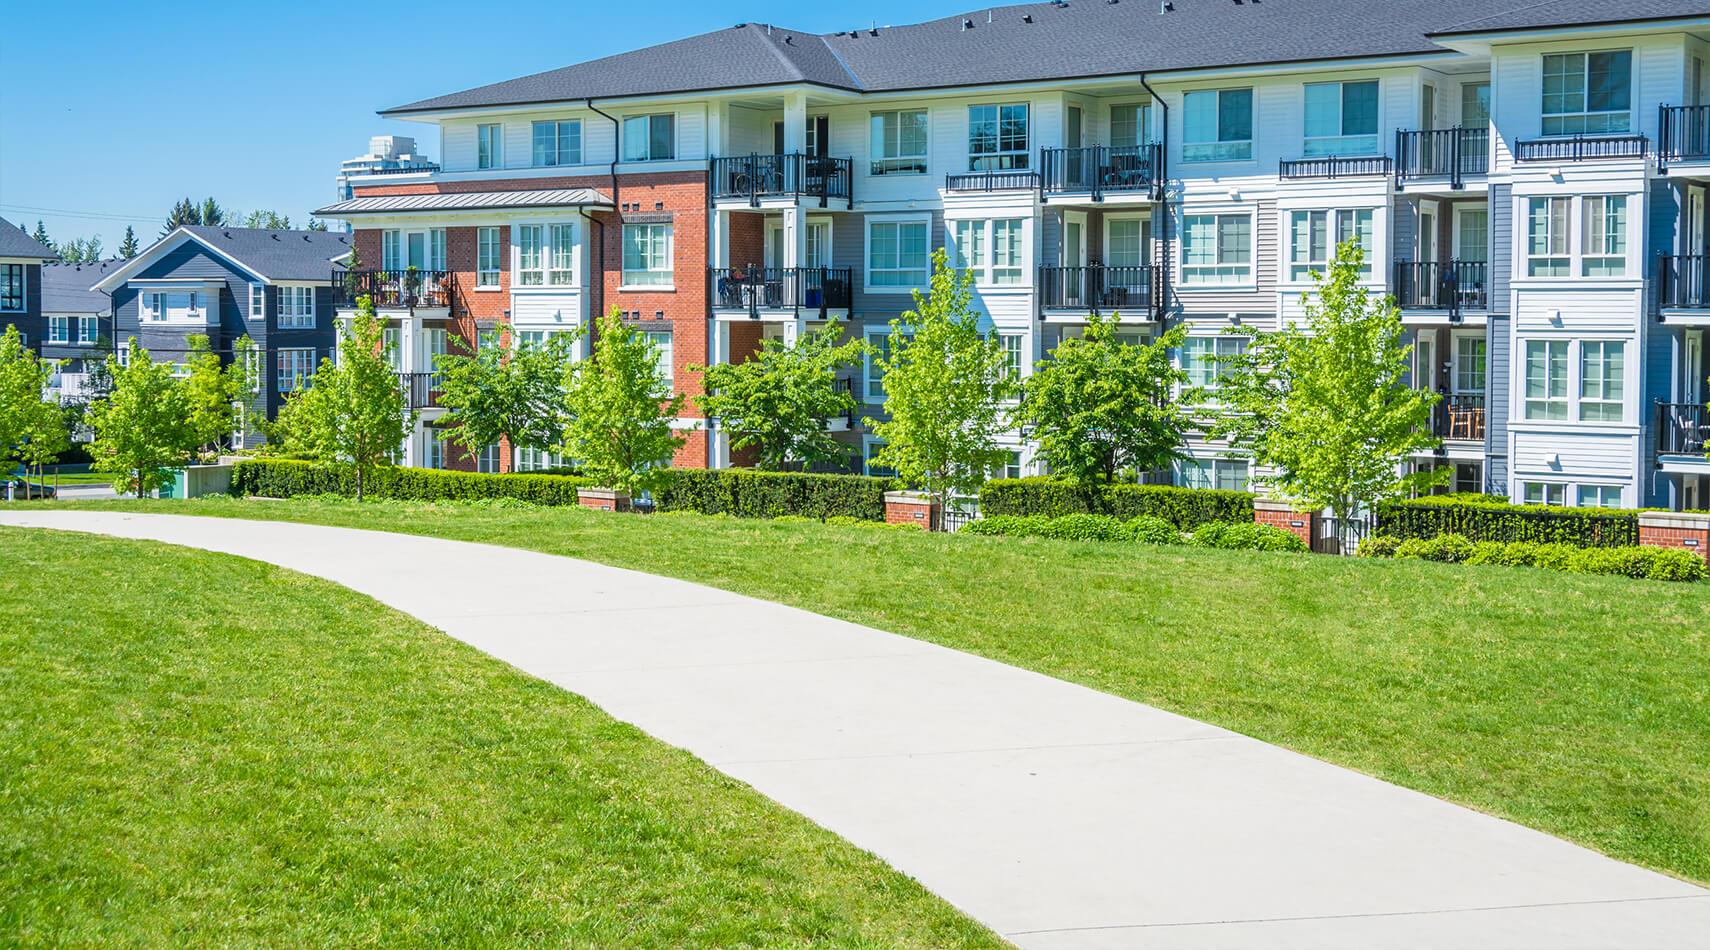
40, 261, 122, 314
382, 0, 1710, 115
177, 226, 352, 281
0, 216, 58, 260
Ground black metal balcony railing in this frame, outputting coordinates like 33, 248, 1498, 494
1393, 261, 1489, 320
1279, 155, 1393, 179
1658, 254, 1710, 311
944, 170, 1041, 192
710, 266, 853, 316
1037, 264, 1155, 315
1039, 144, 1162, 200
334, 269, 454, 309
832, 376, 856, 428
1430, 393, 1486, 441
1513, 134, 1647, 162
709, 154, 853, 206
1660, 104, 1710, 167
1658, 401, 1710, 455
399, 372, 441, 410
1394, 127, 1489, 188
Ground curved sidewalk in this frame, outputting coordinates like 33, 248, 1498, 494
4, 509, 1707, 949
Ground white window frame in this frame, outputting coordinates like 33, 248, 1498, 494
869, 109, 929, 176
1453, 206, 1489, 262
865, 216, 931, 293
1541, 50, 1633, 136
1526, 196, 1571, 277
249, 282, 264, 320
276, 347, 315, 394
864, 326, 915, 401
621, 223, 673, 289
1581, 194, 1628, 277
642, 329, 673, 390
999, 332, 1025, 382
381, 230, 401, 270
1453, 333, 1487, 394
1181, 88, 1253, 163
141, 289, 203, 323
967, 102, 1029, 171
532, 118, 582, 167
47, 315, 68, 344
515, 445, 569, 472
862, 435, 897, 477
515, 224, 545, 287
1181, 334, 1249, 391
621, 114, 676, 162
1302, 79, 1381, 157
1176, 456, 1250, 491
477, 123, 503, 169
949, 217, 1026, 287
276, 285, 315, 329
1178, 211, 1254, 288
548, 222, 576, 286
1109, 102, 1151, 149
1578, 339, 1626, 423
1104, 213, 1148, 271
476, 227, 501, 288
1577, 484, 1624, 508
75, 315, 98, 345
1522, 338, 1569, 421
1287, 208, 1375, 282
1521, 481, 1567, 506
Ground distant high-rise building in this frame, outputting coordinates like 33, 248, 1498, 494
335, 135, 439, 202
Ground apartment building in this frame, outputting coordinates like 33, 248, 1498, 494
320, 0, 1710, 507
0, 217, 61, 349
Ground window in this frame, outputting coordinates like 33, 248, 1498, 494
863, 439, 896, 478
1182, 335, 1247, 388
143, 291, 201, 321
866, 330, 914, 400
622, 114, 675, 161
951, 220, 985, 282
1455, 336, 1486, 392
75, 316, 97, 345
643, 330, 673, 386
549, 224, 575, 285
477, 227, 501, 287
532, 119, 582, 166
0, 264, 22, 311
952, 219, 1023, 285
1304, 80, 1379, 156
277, 347, 315, 393
992, 219, 1023, 284
1461, 82, 1490, 127
277, 286, 315, 328
516, 225, 544, 286
1180, 214, 1251, 285
426, 436, 445, 470
477, 443, 502, 474
1522, 482, 1566, 506
868, 220, 929, 288
1178, 457, 1250, 491
1542, 51, 1632, 136
1288, 209, 1374, 281
1001, 332, 1024, 381
1579, 340, 1625, 422
1523, 340, 1568, 420
1110, 103, 1149, 148
381, 230, 400, 270
1527, 197, 1570, 277
515, 446, 569, 472
1107, 217, 1145, 269
1182, 88, 1253, 162
1582, 195, 1627, 277
1578, 484, 1623, 508
48, 316, 68, 343
249, 282, 264, 320
968, 103, 1029, 171
870, 109, 928, 175
621, 224, 672, 287
1455, 209, 1489, 262
991, 450, 1024, 480
430, 229, 446, 272
477, 123, 503, 169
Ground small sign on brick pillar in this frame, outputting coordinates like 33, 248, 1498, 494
577, 488, 633, 513
1253, 498, 1320, 550
1637, 511, 1710, 562
884, 491, 941, 530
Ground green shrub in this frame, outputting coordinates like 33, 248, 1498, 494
655, 469, 892, 521
1036, 513, 1132, 542
1125, 515, 1186, 546
1356, 535, 1402, 558
1377, 531, 1705, 582
1189, 521, 1310, 553
962, 513, 1183, 546
1373, 497, 1637, 548
981, 477, 1253, 530
231, 459, 593, 506
1393, 533, 1478, 563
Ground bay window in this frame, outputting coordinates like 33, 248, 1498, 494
549, 223, 575, 285
868, 219, 929, 288
1578, 340, 1625, 422
1180, 213, 1251, 285
952, 219, 1024, 285
870, 109, 928, 175
1182, 88, 1252, 162
532, 119, 582, 167
1526, 197, 1570, 277
1542, 51, 1632, 136
477, 227, 501, 287
1289, 209, 1374, 280
516, 225, 545, 286
1303, 80, 1379, 156
1523, 340, 1568, 420
621, 223, 672, 287
1582, 195, 1627, 277
951, 220, 986, 282
968, 103, 1029, 171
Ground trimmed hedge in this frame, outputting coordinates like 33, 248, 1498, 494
981, 477, 1254, 530
1373, 495, 1637, 548
231, 459, 594, 505
655, 469, 894, 521
1360, 532, 1705, 583
963, 513, 1185, 545
1188, 521, 1310, 553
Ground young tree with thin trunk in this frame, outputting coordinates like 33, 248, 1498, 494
1207, 239, 1444, 549
693, 321, 864, 471
559, 308, 685, 495
0, 326, 70, 481
865, 249, 1016, 519
89, 340, 199, 497
435, 326, 573, 465
182, 334, 237, 455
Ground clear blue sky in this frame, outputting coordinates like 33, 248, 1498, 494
1, 0, 970, 252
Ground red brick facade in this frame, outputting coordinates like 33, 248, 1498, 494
1253, 500, 1319, 550
885, 491, 939, 529
1637, 512, 1710, 562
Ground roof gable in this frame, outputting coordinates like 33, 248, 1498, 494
94, 227, 351, 291
0, 216, 58, 261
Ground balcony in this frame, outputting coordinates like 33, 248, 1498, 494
1658, 401, 1710, 455
1278, 155, 1392, 180
944, 170, 1040, 193
1394, 128, 1489, 189
710, 266, 852, 316
334, 269, 454, 310
1430, 393, 1486, 442
1658, 254, 1710, 314
1393, 261, 1489, 320
1038, 264, 1155, 317
1513, 134, 1647, 162
1660, 104, 1710, 168
1039, 144, 1161, 201
709, 154, 853, 206
399, 372, 441, 410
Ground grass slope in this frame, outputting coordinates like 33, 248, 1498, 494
0, 527, 1002, 948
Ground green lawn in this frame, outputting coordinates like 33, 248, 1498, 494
0, 527, 1002, 947
26, 495, 1710, 886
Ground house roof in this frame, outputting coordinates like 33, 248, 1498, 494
381, 0, 1710, 115
92, 227, 352, 291
0, 216, 58, 261
314, 188, 614, 217
40, 260, 122, 314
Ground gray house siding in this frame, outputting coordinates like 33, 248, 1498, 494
1, 262, 45, 350
1484, 311, 1510, 488
1489, 183, 1512, 314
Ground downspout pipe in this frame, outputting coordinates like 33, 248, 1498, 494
586, 98, 621, 334
1139, 72, 1169, 322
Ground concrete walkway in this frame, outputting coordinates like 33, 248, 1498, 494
4, 509, 1707, 949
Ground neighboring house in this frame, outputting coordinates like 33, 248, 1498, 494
90, 227, 351, 427
38, 260, 119, 404
321, 0, 1710, 508
0, 216, 60, 349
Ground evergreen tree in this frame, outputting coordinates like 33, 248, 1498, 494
31, 220, 52, 253
119, 225, 139, 259
307, 218, 330, 232
198, 197, 226, 227
163, 198, 199, 236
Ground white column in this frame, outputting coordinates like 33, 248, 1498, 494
711, 209, 731, 270
782, 92, 808, 154
782, 317, 803, 346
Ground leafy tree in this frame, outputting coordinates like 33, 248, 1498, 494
119, 226, 140, 259
694, 321, 864, 471
434, 326, 573, 464
30, 220, 52, 252
1207, 239, 1444, 549
89, 340, 199, 496
0, 326, 70, 479
559, 308, 685, 495
181, 334, 258, 454
269, 296, 411, 500
57, 236, 104, 264
865, 249, 1016, 519
228, 335, 264, 448
238, 209, 292, 230
1012, 312, 1191, 490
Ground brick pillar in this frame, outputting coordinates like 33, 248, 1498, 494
1253, 498, 1320, 550
1637, 511, 1710, 562
577, 488, 632, 512
884, 491, 940, 530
